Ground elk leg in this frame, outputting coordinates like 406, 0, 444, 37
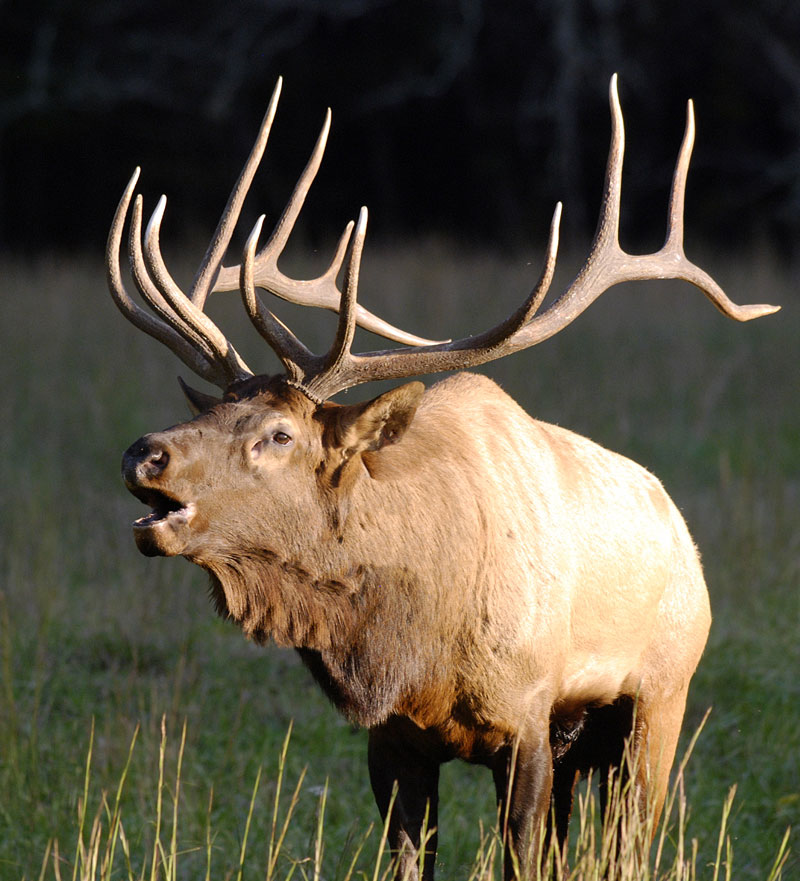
491, 730, 553, 880
549, 762, 580, 855
587, 698, 636, 825
579, 691, 686, 869
635, 688, 690, 831
367, 725, 440, 881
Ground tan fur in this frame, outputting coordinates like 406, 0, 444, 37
357, 373, 709, 732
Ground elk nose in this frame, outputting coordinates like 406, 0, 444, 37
122, 436, 171, 484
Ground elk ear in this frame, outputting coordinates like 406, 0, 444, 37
335, 381, 424, 458
178, 376, 221, 416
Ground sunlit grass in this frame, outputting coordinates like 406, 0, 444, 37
0, 246, 797, 878
25, 717, 793, 880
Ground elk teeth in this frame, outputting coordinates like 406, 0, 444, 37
133, 497, 195, 527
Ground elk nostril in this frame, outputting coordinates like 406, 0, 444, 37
143, 447, 170, 475
122, 437, 171, 483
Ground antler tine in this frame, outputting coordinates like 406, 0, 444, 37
664, 99, 694, 254
521, 74, 626, 333
240, 214, 316, 384
264, 106, 332, 262
190, 77, 284, 311
143, 196, 253, 384
304, 207, 368, 402
128, 194, 219, 366
594, 73, 625, 250
475, 201, 562, 352
106, 168, 224, 385
329, 208, 367, 365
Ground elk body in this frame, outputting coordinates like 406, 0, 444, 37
108, 78, 777, 879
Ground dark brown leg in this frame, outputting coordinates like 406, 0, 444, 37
491, 730, 553, 880
550, 762, 580, 855
367, 725, 440, 881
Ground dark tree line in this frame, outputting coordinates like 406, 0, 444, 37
1, 0, 799, 256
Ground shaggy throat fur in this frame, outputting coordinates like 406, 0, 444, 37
202, 548, 363, 649
202, 549, 436, 727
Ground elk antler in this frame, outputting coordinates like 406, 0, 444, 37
238, 75, 778, 403
109, 76, 779, 401
106, 78, 441, 390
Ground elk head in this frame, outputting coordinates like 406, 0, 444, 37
120, 375, 423, 561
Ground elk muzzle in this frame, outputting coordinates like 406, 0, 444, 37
122, 435, 196, 557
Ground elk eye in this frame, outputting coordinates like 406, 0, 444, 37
249, 431, 291, 461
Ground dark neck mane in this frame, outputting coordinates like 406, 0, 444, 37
201, 549, 439, 727
202, 549, 362, 650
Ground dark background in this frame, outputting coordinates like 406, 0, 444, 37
1, 0, 799, 259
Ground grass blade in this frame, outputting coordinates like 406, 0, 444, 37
237, 764, 262, 881
72, 718, 95, 881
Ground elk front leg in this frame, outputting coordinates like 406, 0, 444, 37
367, 724, 440, 881
492, 729, 554, 880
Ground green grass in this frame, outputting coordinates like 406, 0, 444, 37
0, 244, 797, 879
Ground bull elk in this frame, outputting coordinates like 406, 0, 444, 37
106, 77, 777, 879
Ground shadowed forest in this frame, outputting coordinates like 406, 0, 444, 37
2, 0, 800, 257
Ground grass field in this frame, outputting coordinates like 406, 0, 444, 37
0, 241, 797, 879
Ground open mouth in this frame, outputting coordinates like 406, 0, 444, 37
131, 488, 193, 526
129, 488, 196, 556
